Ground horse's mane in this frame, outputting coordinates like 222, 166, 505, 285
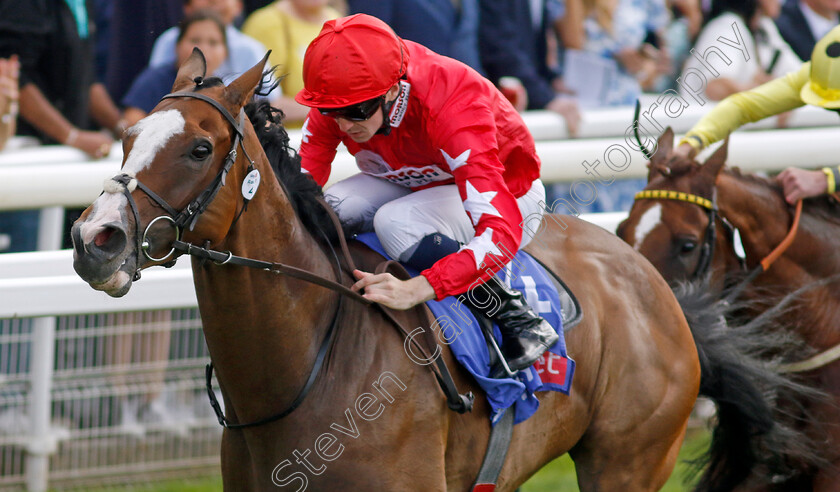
725, 166, 840, 226
244, 100, 340, 243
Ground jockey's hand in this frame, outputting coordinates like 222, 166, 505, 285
351, 269, 436, 310
672, 142, 698, 160
775, 167, 828, 204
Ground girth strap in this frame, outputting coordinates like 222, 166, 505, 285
472, 407, 515, 492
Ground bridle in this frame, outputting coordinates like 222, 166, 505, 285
105, 89, 473, 429
632, 189, 803, 304
633, 189, 740, 281
110, 91, 257, 281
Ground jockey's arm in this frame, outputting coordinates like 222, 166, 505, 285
676, 63, 809, 157
298, 110, 341, 186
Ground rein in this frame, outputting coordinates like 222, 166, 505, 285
112, 90, 472, 429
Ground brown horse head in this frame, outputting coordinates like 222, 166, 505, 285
617, 128, 738, 291
71, 48, 271, 296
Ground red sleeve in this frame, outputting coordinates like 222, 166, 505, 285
298, 109, 341, 187
420, 118, 523, 299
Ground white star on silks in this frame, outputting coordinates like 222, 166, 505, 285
463, 180, 501, 226
301, 118, 312, 143
461, 227, 503, 269
441, 148, 471, 171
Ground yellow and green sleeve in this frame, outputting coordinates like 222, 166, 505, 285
679, 63, 811, 151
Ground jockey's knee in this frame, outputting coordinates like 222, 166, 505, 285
374, 202, 426, 259
374, 202, 461, 269
326, 193, 379, 232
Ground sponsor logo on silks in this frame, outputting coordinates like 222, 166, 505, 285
355, 150, 394, 175
366, 164, 454, 188
388, 80, 411, 128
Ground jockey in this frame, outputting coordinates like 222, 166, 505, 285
294, 14, 558, 372
675, 25, 840, 205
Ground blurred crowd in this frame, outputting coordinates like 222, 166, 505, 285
0, 0, 838, 252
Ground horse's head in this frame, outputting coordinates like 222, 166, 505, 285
617, 128, 736, 289
72, 48, 269, 296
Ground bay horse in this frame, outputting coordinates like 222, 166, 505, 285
71, 51, 786, 491
618, 128, 839, 490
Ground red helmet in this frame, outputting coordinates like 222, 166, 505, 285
295, 14, 409, 109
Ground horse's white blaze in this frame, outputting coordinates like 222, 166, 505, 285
80, 110, 185, 246
123, 109, 185, 175
80, 193, 127, 245
633, 204, 662, 251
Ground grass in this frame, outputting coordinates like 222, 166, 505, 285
520, 427, 711, 491
79, 428, 710, 492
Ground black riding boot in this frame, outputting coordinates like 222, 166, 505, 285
463, 278, 559, 373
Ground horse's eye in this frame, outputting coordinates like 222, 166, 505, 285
191, 144, 212, 160
679, 240, 697, 254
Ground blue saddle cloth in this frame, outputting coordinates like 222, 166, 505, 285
355, 233, 575, 425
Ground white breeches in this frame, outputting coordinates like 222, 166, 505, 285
325, 173, 546, 261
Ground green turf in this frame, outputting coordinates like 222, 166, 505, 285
521, 428, 711, 492
80, 428, 710, 491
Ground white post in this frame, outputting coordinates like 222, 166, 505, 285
37, 206, 65, 251
26, 316, 57, 492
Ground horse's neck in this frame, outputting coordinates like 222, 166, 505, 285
194, 174, 340, 424
718, 172, 840, 346
716, 172, 791, 262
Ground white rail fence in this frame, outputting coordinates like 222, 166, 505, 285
0, 102, 833, 490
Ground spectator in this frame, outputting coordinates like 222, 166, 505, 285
149, 0, 268, 84
348, 0, 483, 73
560, 0, 673, 106
104, 0, 183, 104
0, 55, 23, 254
0, 0, 124, 253
0, 55, 17, 152
478, 0, 581, 135
122, 10, 230, 127
0, 0, 121, 157
776, 0, 840, 61
680, 0, 802, 102
655, 0, 703, 91
242, 0, 341, 126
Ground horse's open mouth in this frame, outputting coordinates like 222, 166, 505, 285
87, 256, 135, 298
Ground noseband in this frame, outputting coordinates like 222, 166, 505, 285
110, 91, 256, 280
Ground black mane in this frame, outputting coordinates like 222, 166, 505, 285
244, 100, 340, 243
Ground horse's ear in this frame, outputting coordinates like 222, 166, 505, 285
225, 51, 271, 108
172, 48, 207, 92
647, 127, 674, 181
702, 135, 728, 179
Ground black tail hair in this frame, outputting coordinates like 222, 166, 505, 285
675, 278, 828, 491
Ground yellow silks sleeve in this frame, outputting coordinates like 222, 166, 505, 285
679, 63, 811, 150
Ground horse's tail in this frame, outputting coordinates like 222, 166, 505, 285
674, 279, 826, 492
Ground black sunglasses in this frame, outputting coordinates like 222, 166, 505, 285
319, 95, 384, 121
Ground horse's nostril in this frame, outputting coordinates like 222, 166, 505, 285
94, 228, 114, 247
91, 226, 127, 258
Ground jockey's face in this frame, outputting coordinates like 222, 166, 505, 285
332, 108, 384, 143
329, 85, 400, 143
